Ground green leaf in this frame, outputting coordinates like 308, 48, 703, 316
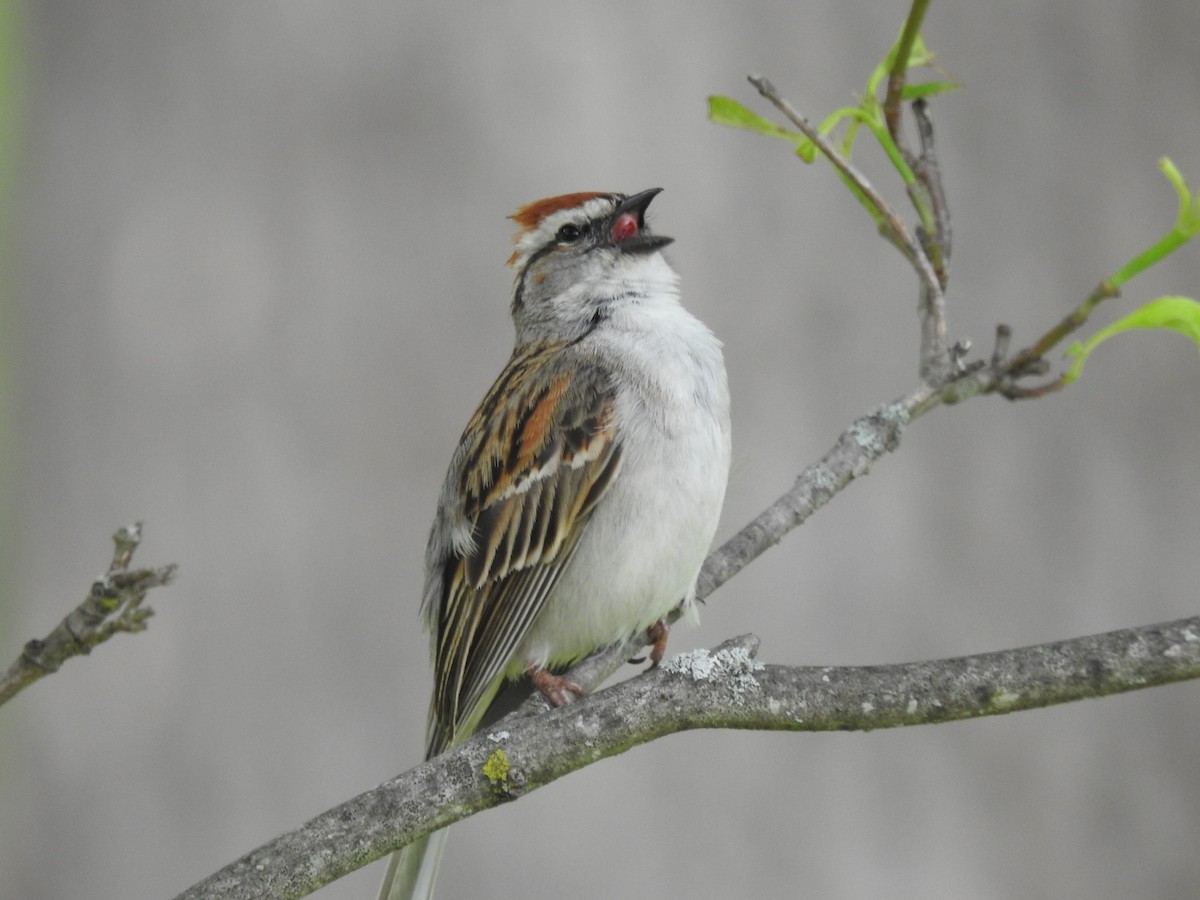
1108, 159, 1200, 288
1063, 296, 1200, 383
905, 32, 936, 68
870, 29, 937, 97
901, 80, 961, 101
1160, 156, 1200, 237
707, 95, 817, 162
708, 95, 798, 140
819, 105, 871, 157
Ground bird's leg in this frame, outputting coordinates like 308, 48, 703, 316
528, 664, 585, 707
646, 618, 669, 668
627, 617, 672, 668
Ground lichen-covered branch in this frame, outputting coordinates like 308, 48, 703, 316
175, 617, 1200, 899
0, 523, 177, 708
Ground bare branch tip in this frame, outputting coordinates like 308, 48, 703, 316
747, 74, 775, 96
110, 522, 144, 571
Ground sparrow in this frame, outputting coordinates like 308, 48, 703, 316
379, 188, 731, 900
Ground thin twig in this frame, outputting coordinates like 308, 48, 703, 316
0, 524, 177, 708
907, 100, 952, 377
747, 75, 946, 357
912, 98, 951, 285
1014, 281, 1120, 366
882, 0, 931, 152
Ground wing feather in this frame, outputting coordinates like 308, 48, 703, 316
422, 342, 622, 752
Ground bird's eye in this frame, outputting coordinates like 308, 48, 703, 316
556, 223, 584, 244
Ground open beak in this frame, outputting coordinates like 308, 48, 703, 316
609, 187, 674, 254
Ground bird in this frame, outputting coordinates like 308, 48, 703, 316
379, 188, 731, 899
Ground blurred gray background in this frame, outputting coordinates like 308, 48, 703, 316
3, 1, 1199, 898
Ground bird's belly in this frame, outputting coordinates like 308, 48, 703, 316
515, 419, 729, 670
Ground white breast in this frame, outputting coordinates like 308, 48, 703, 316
517, 263, 732, 669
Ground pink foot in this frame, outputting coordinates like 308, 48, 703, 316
529, 664, 585, 706
628, 618, 672, 669
647, 618, 670, 669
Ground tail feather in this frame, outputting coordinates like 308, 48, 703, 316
377, 829, 449, 900
377, 675, 525, 898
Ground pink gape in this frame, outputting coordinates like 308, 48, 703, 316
611, 211, 640, 243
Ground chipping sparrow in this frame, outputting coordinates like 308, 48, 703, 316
379, 188, 731, 900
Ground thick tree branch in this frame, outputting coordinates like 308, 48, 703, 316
176, 617, 1200, 899
0, 523, 177, 708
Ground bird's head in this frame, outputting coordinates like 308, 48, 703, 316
506, 188, 675, 343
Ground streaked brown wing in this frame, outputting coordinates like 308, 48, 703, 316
423, 342, 622, 752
